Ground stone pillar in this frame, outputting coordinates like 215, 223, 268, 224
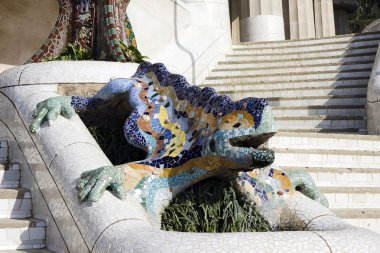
240, 0, 285, 42
288, 0, 315, 39
314, 0, 335, 38
282, 0, 290, 40
230, 0, 241, 44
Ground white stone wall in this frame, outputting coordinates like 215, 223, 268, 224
0, 0, 58, 66
128, 0, 232, 84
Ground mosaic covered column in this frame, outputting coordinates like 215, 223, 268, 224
314, 0, 335, 38
288, 0, 315, 39
94, 0, 136, 61
73, 0, 96, 51
240, 0, 285, 42
27, 0, 74, 63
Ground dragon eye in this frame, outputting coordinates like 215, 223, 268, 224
233, 123, 241, 128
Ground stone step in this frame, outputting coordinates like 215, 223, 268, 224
0, 163, 20, 189
331, 208, 380, 219
231, 39, 379, 54
277, 128, 366, 134
220, 51, 377, 66
283, 165, 380, 187
218, 85, 368, 99
233, 32, 380, 49
202, 77, 369, 91
0, 141, 8, 163
204, 70, 372, 85
270, 132, 380, 152
209, 62, 373, 78
264, 94, 367, 107
0, 189, 32, 219
274, 115, 366, 130
273, 148, 380, 169
229, 50, 378, 63
275, 126, 365, 134
225, 46, 378, 61
272, 105, 366, 117
331, 208, 380, 233
320, 187, 380, 209
216, 54, 376, 70
0, 218, 46, 250
310, 171, 380, 188
0, 250, 54, 253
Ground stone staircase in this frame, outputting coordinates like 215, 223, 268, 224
0, 141, 52, 252
202, 32, 380, 233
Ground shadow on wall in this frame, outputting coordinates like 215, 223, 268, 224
0, 0, 58, 70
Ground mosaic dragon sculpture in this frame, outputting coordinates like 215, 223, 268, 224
27, 0, 137, 63
29, 62, 327, 228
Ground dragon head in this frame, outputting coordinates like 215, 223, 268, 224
202, 95, 277, 171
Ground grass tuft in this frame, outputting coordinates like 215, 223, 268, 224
161, 177, 273, 233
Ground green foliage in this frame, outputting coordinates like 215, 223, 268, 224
39, 40, 147, 63
349, 0, 380, 33
119, 41, 148, 63
41, 42, 92, 62
87, 125, 146, 165
161, 177, 273, 233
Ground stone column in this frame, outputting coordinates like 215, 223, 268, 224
282, 0, 290, 40
288, 0, 315, 39
230, 0, 241, 44
314, 0, 335, 38
240, 0, 285, 42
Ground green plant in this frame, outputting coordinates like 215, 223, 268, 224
161, 177, 273, 233
119, 41, 148, 63
349, 0, 380, 32
41, 42, 92, 62
86, 125, 146, 165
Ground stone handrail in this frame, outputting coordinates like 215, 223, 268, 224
367, 28, 380, 134
0, 62, 379, 252
363, 18, 380, 33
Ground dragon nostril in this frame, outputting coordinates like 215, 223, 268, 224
209, 139, 216, 152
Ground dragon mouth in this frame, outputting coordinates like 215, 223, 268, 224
229, 132, 275, 149
229, 132, 276, 169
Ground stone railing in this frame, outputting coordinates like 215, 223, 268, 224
363, 18, 380, 33
1, 62, 379, 252
367, 21, 380, 134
